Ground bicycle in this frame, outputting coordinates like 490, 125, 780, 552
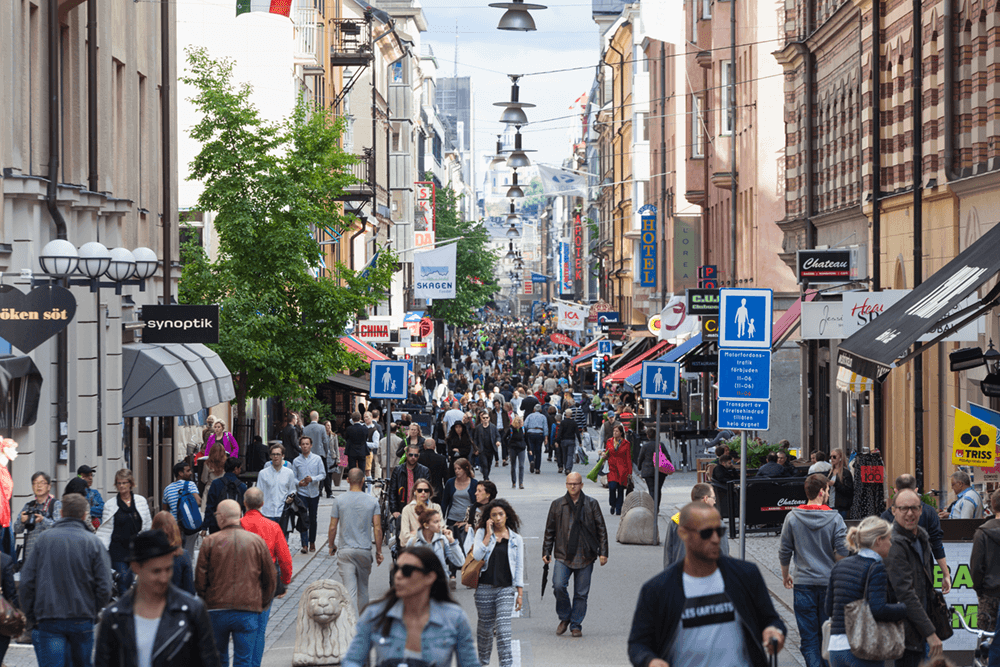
952, 605, 995, 667
368, 477, 400, 583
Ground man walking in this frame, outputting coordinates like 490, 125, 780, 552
778, 474, 848, 667
293, 436, 325, 554
879, 473, 950, 593
389, 443, 430, 519
328, 468, 383, 613
196, 500, 276, 667
241, 488, 292, 667
663, 483, 730, 567
20, 494, 112, 667
629, 502, 785, 667
888, 489, 944, 666
163, 460, 202, 559
343, 412, 370, 473
419, 437, 449, 505
542, 471, 608, 638
303, 411, 331, 498
204, 458, 247, 534
257, 443, 298, 533
524, 404, 548, 474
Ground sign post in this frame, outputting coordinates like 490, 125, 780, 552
717, 288, 773, 558
642, 360, 680, 544
371, 360, 410, 477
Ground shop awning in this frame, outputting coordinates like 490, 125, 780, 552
326, 372, 371, 394
836, 367, 874, 393
340, 335, 389, 363
603, 341, 674, 385
624, 334, 703, 387
772, 292, 817, 350
609, 337, 649, 371
571, 336, 605, 364
574, 349, 598, 367
837, 223, 1000, 380
0, 355, 42, 428
122, 343, 236, 417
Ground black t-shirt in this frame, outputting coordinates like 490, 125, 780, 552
480, 538, 512, 587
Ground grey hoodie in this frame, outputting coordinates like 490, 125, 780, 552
778, 506, 849, 586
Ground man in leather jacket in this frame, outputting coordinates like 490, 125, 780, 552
388, 444, 430, 517
95, 529, 220, 667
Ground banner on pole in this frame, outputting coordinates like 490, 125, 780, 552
414, 243, 456, 299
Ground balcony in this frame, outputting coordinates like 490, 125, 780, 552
330, 19, 373, 67
336, 149, 375, 202
294, 9, 320, 65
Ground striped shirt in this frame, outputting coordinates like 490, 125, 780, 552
162, 480, 198, 519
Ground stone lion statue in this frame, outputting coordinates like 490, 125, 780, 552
293, 579, 357, 666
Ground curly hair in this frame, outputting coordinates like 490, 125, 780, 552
477, 498, 521, 533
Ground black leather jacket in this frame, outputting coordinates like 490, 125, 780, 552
94, 584, 220, 667
389, 462, 430, 515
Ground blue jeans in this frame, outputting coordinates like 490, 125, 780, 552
298, 494, 320, 548
793, 584, 829, 667
210, 609, 260, 667
33, 618, 94, 667
510, 448, 526, 485
112, 560, 134, 598
560, 441, 576, 472
608, 481, 625, 514
829, 649, 883, 667
552, 560, 593, 631
526, 433, 544, 471
252, 604, 271, 667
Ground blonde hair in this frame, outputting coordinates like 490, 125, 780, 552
512, 415, 524, 428
114, 468, 135, 488
846, 516, 892, 552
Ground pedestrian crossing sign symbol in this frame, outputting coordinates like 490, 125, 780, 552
642, 361, 680, 400
369, 360, 409, 400
953, 408, 997, 467
719, 288, 773, 349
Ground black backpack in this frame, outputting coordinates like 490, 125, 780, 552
223, 478, 245, 511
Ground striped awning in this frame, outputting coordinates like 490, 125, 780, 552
340, 335, 389, 363
836, 367, 873, 393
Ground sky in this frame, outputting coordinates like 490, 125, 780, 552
417, 1, 601, 174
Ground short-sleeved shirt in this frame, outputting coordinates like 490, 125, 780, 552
667, 569, 748, 667
333, 491, 380, 550
162, 480, 198, 519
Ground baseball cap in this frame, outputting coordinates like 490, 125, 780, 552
77, 465, 95, 476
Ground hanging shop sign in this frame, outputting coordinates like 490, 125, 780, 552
686, 288, 720, 316
355, 319, 392, 343
797, 249, 852, 281
0, 285, 77, 353
141, 305, 220, 344
573, 213, 584, 290
800, 300, 845, 340
415, 182, 436, 250
560, 242, 573, 294
639, 213, 657, 288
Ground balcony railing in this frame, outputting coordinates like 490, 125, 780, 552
336, 149, 374, 202
330, 18, 373, 67
294, 9, 320, 64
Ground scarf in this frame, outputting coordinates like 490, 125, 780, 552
567, 494, 586, 556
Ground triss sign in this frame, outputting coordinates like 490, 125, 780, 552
953, 408, 997, 467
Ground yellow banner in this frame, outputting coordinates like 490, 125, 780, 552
953, 408, 997, 467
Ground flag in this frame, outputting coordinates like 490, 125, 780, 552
414, 243, 457, 299
536, 164, 589, 198
557, 304, 586, 331
236, 0, 292, 16
953, 408, 997, 467
358, 251, 379, 280
658, 295, 698, 341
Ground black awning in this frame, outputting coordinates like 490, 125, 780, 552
325, 372, 371, 394
837, 222, 1000, 380
0, 355, 42, 428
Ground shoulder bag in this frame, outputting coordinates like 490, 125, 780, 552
460, 550, 485, 588
928, 589, 954, 641
0, 580, 25, 638
844, 563, 906, 660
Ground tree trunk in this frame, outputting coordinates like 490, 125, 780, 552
234, 371, 248, 465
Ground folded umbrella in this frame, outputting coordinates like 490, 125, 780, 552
541, 561, 549, 598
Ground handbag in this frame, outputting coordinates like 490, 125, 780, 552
928, 589, 954, 641
821, 619, 831, 661
657, 449, 675, 476
460, 550, 485, 588
0, 580, 25, 638
274, 561, 286, 598
844, 563, 905, 660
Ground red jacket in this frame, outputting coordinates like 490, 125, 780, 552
605, 437, 632, 485
241, 509, 292, 585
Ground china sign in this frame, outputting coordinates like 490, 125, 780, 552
639, 214, 656, 287
355, 319, 392, 342
415, 182, 435, 250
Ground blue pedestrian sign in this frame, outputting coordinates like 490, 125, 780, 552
641, 361, 680, 400
717, 399, 770, 430
719, 288, 773, 349
370, 360, 409, 400
598, 340, 613, 356
592, 357, 601, 372
718, 350, 771, 401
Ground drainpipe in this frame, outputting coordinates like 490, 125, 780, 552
871, 0, 884, 453
47, 0, 69, 468
660, 43, 668, 309
87, 0, 102, 456
943, 0, 958, 181
913, 0, 925, 490
161, 0, 173, 307
729, 0, 737, 287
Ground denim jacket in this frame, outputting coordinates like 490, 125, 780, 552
471, 528, 525, 589
343, 598, 479, 667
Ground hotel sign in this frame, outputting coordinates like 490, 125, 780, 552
639, 208, 657, 288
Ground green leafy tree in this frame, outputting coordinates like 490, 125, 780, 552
178, 47, 395, 425
426, 182, 499, 326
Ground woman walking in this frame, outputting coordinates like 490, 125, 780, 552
204, 419, 239, 459
507, 416, 528, 489
825, 516, 908, 666
406, 506, 464, 575
447, 422, 474, 464
442, 459, 478, 550
829, 448, 855, 519
344, 546, 479, 667
97, 468, 152, 596
398, 479, 440, 548
471, 499, 525, 667
637, 427, 673, 514
602, 424, 632, 515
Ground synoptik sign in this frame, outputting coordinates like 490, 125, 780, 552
140, 305, 220, 344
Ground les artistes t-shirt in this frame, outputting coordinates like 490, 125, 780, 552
666, 570, 749, 667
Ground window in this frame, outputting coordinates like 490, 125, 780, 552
692, 96, 705, 158
635, 112, 649, 141
633, 44, 648, 72
721, 60, 733, 135
702, 0, 712, 19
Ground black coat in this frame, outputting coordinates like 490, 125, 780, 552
280, 424, 301, 461
343, 422, 371, 459
418, 450, 450, 502
885, 522, 937, 651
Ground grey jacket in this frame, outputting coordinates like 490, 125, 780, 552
885, 521, 936, 651
778, 506, 849, 586
20, 517, 112, 623
302, 422, 329, 460
971, 518, 1000, 597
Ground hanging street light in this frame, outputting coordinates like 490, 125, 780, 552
488, 134, 507, 169
506, 125, 533, 169
506, 170, 524, 198
505, 240, 517, 260
489, 0, 547, 31
494, 75, 534, 125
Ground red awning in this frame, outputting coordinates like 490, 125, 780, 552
340, 335, 389, 363
571, 336, 605, 364
602, 340, 674, 385
771, 292, 816, 348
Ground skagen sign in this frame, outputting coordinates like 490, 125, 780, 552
141, 305, 220, 344
0, 285, 77, 353
797, 249, 852, 280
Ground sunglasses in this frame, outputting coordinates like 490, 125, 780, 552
414, 488, 431, 494
686, 526, 727, 540
394, 563, 429, 578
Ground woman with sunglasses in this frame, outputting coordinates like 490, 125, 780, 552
344, 546, 479, 667
471, 499, 524, 667
398, 480, 440, 548
406, 506, 464, 575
